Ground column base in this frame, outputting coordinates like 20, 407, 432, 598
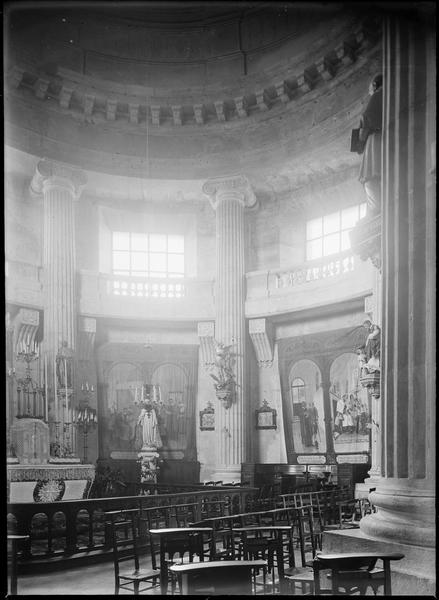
322, 528, 435, 596
359, 478, 435, 548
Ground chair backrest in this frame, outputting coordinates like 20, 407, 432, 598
292, 505, 317, 566
172, 503, 198, 527
105, 509, 143, 578
160, 529, 206, 564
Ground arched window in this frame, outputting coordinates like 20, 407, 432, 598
291, 377, 305, 404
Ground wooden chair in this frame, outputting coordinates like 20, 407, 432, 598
105, 509, 159, 594
282, 506, 319, 595
312, 552, 405, 595
8, 534, 29, 596
190, 515, 236, 560
142, 505, 171, 570
149, 527, 209, 594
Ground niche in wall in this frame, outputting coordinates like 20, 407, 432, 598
98, 342, 198, 462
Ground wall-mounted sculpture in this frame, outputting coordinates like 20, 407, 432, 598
208, 341, 236, 409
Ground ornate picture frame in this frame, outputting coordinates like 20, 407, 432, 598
255, 400, 277, 430
199, 403, 215, 431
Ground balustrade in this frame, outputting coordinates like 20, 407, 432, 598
7, 487, 257, 569
108, 275, 186, 299
275, 253, 355, 290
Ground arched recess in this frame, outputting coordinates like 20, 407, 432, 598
283, 359, 326, 458
102, 361, 142, 456
329, 352, 371, 454
152, 362, 195, 458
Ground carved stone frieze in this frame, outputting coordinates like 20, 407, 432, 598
6, 16, 378, 133
7, 464, 95, 481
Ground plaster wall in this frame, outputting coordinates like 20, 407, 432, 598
196, 352, 218, 482
252, 344, 288, 464
5, 172, 42, 267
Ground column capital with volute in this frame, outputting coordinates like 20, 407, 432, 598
202, 174, 257, 210
30, 159, 87, 199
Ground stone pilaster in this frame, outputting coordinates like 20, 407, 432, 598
360, 13, 435, 556
203, 175, 256, 482
30, 159, 86, 434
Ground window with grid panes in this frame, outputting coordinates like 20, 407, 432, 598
305, 203, 367, 261
112, 232, 185, 278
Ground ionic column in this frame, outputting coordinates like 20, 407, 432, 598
203, 175, 256, 482
360, 14, 435, 550
30, 159, 86, 443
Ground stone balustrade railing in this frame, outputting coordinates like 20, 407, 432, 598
274, 252, 355, 289
245, 251, 374, 317
6, 18, 378, 128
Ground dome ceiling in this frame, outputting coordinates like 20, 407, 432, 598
4, 2, 381, 198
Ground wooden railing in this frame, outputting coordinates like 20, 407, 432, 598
7, 487, 257, 570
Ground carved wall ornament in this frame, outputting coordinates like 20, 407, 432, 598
208, 341, 236, 409
33, 478, 65, 502
349, 214, 381, 270
249, 318, 273, 367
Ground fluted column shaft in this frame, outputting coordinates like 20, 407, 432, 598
360, 13, 435, 548
31, 160, 86, 428
203, 175, 256, 481
43, 180, 77, 356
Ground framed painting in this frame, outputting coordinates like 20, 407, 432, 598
199, 403, 215, 431
255, 400, 277, 430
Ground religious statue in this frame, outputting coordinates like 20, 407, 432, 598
361, 320, 381, 372
137, 405, 163, 450
358, 73, 383, 216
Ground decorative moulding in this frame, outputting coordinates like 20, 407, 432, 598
7, 17, 377, 128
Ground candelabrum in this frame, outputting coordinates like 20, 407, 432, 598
75, 382, 97, 464
9, 340, 45, 419
133, 383, 162, 413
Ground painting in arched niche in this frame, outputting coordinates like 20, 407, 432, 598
152, 363, 189, 452
288, 360, 326, 453
105, 362, 142, 453
330, 352, 371, 453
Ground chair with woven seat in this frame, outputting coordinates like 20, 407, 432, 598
105, 509, 160, 595
312, 552, 405, 595
281, 506, 317, 595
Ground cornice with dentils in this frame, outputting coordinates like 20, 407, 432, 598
6, 19, 379, 129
